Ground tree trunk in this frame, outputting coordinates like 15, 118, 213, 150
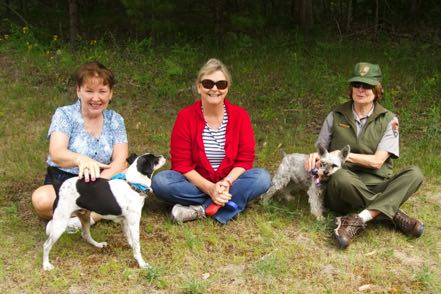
302, 0, 313, 27
374, 0, 379, 37
345, 0, 352, 32
212, 0, 226, 47
68, 0, 79, 45
5, 0, 11, 16
320, 0, 330, 22
294, 0, 313, 28
20, 0, 28, 18
409, 0, 421, 19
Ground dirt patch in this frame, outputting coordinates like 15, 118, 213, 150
393, 250, 424, 268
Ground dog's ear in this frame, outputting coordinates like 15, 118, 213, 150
340, 145, 351, 162
316, 142, 328, 157
127, 153, 138, 165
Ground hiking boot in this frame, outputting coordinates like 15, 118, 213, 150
334, 214, 366, 249
392, 210, 424, 238
171, 204, 205, 223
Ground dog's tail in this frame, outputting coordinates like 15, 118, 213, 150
279, 149, 287, 157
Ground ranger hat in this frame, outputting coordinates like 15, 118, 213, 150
348, 62, 382, 86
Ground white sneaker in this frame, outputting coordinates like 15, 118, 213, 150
171, 204, 205, 223
46, 216, 89, 235
66, 217, 82, 234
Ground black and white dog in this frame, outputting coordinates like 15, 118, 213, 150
43, 153, 166, 271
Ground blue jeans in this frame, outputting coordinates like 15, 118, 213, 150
152, 168, 271, 224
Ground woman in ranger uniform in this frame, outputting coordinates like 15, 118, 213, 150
305, 62, 424, 249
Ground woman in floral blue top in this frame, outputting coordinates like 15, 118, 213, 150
32, 61, 128, 231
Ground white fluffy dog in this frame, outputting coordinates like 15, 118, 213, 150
261, 144, 350, 220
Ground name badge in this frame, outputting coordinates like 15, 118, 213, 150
338, 123, 350, 129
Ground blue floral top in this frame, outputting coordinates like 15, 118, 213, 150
46, 100, 128, 174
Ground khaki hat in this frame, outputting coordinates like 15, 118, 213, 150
348, 62, 382, 86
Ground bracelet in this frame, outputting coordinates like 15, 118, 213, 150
223, 177, 233, 187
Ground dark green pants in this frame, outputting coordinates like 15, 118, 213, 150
325, 166, 423, 219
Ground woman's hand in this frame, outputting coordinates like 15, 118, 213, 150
75, 155, 110, 182
209, 181, 232, 206
305, 152, 320, 172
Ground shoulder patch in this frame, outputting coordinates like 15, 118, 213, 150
391, 117, 399, 137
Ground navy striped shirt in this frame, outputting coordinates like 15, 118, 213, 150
202, 107, 228, 170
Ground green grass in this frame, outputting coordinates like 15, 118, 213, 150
0, 29, 440, 293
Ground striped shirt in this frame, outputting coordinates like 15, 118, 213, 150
202, 106, 228, 170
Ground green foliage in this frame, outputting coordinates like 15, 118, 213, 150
254, 252, 288, 277
121, 0, 178, 39
416, 266, 438, 290
230, 14, 266, 33
5, 202, 17, 215
0, 23, 41, 53
2, 0, 441, 45
141, 266, 167, 288
0, 259, 4, 282
181, 278, 206, 294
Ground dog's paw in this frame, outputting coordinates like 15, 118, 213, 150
43, 262, 54, 271
96, 241, 108, 248
139, 261, 151, 269
315, 215, 325, 221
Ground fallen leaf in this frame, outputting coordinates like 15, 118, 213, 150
358, 284, 371, 291
202, 273, 210, 280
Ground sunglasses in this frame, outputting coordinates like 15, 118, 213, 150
200, 79, 228, 90
351, 82, 374, 90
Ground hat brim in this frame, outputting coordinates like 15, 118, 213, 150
348, 77, 379, 86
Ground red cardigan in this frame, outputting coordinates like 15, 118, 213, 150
170, 99, 255, 183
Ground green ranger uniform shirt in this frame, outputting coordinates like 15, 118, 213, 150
317, 101, 398, 185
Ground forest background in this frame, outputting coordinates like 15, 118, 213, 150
0, 0, 440, 293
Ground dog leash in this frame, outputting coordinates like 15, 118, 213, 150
111, 173, 151, 193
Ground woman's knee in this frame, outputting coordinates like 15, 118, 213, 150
327, 169, 354, 190
31, 186, 55, 218
406, 166, 424, 184
243, 168, 271, 193
256, 168, 271, 191
152, 171, 174, 190
151, 170, 183, 199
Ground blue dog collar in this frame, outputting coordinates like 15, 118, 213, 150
111, 173, 126, 180
111, 173, 151, 193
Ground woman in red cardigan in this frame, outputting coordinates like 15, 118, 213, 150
152, 58, 270, 224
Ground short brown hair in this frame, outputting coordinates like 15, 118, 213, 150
195, 58, 232, 89
348, 83, 384, 102
75, 61, 115, 89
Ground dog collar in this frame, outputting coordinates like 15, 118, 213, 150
111, 173, 152, 193
128, 183, 150, 194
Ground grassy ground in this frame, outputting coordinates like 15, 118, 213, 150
0, 31, 440, 293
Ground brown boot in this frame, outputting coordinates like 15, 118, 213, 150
334, 214, 366, 249
392, 210, 424, 238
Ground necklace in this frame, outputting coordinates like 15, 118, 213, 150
202, 104, 225, 130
